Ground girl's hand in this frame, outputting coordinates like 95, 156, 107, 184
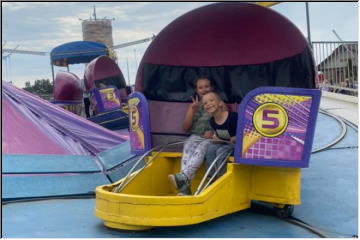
230, 136, 236, 144
211, 134, 222, 144
190, 95, 200, 111
203, 131, 213, 139
212, 134, 221, 140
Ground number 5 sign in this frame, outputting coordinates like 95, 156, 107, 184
253, 103, 288, 138
234, 87, 321, 168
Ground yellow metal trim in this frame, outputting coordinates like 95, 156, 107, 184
256, 2, 280, 7
95, 152, 301, 230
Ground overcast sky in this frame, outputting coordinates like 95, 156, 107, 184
2, 2, 358, 88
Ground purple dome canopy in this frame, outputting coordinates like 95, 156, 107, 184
84, 56, 126, 91
53, 71, 82, 102
140, 2, 307, 67
135, 2, 315, 103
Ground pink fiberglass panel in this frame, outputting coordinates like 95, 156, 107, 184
2, 82, 127, 155
53, 71, 83, 102
2, 96, 68, 155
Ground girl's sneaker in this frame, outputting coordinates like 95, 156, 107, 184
168, 173, 191, 195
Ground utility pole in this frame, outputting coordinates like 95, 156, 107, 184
93, 6, 97, 20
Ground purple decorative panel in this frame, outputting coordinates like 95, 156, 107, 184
91, 87, 121, 114
234, 87, 321, 168
128, 92, 151, 155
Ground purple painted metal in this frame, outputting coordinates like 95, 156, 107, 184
128, 92, 152, 155
148, 101, 188, 135
234, 87, 321, 168
91, 87, 122, 114
53, 71, 83, 103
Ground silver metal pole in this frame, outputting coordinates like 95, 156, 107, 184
51, 62, 55, 86
305, 2, 312, 46
9, 56, 13, 83
126, 57, 130, 86
332, 29, 355, 58
5, 57, 9, 81
133, 48, 138, 68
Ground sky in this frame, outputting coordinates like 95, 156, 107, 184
2, 2, 359, 88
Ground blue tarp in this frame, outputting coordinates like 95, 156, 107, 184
50, 41, 109, 66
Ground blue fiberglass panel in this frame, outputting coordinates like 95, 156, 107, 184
96, 141, 135, 170
298, 148, 358, 236
2, 199, 318, 238
2, 173, 110, 199
2, 154, 101, 173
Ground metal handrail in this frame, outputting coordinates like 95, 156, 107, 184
113, 138, 233, 193
311, 41, 357, 44
112, 143, 166, 193
194, 145, 234, 195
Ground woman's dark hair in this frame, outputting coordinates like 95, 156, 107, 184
195, 76, 214, 86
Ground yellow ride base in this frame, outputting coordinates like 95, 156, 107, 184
95, 152, 301, 230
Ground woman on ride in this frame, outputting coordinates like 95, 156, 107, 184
168, 77, 214, 195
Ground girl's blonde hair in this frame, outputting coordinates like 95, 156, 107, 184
202, 91, 226, 110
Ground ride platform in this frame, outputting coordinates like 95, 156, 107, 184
2, 93, 358, 238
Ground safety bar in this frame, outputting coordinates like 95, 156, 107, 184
112, 138, 232, 193
194, 145, 234, 195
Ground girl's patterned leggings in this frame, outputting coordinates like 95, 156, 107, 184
180, 134, 210, 180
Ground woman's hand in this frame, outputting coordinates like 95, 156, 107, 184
190, 95, 200, 112
182, 97, 199, 132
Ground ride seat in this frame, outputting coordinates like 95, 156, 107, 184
148, 100, 238, 151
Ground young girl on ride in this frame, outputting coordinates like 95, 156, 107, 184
202, 91, 238, 180
168, 77, 214, 195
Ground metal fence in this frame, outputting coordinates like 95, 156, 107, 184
312, 41, 358, 96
